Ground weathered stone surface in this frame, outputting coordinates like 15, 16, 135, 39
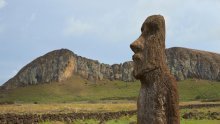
2, 46, 220, 89
0, 111, 137, 124
130, 15, 179, 124
2, 49, 135, 89
3, 46, 220, 89
3, 49, 76, 89
74, 56, 135, 82
166, 47, 220, 81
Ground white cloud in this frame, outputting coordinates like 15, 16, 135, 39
63, 17, 92, 36
0, 0, 6, 9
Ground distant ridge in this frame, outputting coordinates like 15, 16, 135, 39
3, 49, 134, 89
166, 47, 220, 80
2, 47, 220, 89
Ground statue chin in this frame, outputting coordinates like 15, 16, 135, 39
133, 69, 144, 79
133, 66, 159, 80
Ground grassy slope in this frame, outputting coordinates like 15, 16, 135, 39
0, 76, 220, 103
0, 76, 140, 103
178, 79, 220, 101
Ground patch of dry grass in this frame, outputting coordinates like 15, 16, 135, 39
0, 101, 219, 114
0, 103, 136, 114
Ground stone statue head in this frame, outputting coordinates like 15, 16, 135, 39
130, 15, 167, 79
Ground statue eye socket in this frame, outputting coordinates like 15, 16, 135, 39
147, 22, 159, 35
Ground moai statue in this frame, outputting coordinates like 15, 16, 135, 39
130, 15, 180, 124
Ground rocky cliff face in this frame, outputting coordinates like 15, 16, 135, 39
74, 56, 135, 82
166, 47, 220, 81
3, 49, 135, 89
3, 47, 220, 89
3, 49, 77, 89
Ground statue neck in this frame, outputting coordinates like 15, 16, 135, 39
140, 67, 165, 84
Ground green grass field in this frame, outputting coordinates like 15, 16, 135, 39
42, 119, 220, 124
85, 119, 220, 124
0, 77, 220, 123
42, 106, 220, 124
1, 102, 219, 124
178, 79, 220, 101
0, 76, 220, 103
41, 115, 220, 124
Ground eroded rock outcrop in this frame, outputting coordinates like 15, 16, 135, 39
2, 46, 220, 89
166, 47, 220, 81
3, 49, 135, 89
3, 49, 77, 89
74, 56, 134, 82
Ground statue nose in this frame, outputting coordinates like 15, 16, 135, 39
130, 40, 143, 53
130, 43, 137, 53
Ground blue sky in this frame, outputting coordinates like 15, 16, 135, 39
0, 0, 220, 85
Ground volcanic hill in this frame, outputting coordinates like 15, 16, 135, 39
2, 47, 220, 89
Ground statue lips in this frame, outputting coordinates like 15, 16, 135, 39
132, 54, 141, 62
130, 40, 143, 62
